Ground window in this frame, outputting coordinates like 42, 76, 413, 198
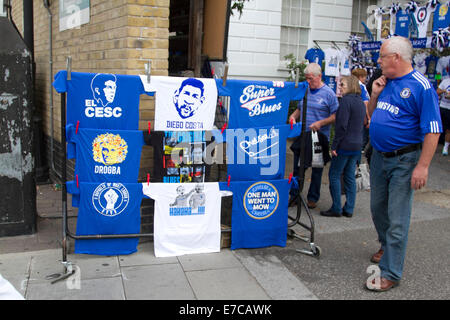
352, 0, 378, 39
280, 0, 311, 63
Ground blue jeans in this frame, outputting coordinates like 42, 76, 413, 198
328, 153, 360, 214
370, 148, 420, 282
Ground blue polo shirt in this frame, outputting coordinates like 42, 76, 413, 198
370, 70, 442, 152
297, 84, 339, 139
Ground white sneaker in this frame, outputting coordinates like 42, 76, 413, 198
443, 149, 449, 156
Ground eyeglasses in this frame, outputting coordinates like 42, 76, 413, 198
379, 53, 396, 60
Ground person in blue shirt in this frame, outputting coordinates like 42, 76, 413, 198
289, 63, 339, 209
352, 68, 371, 152
366, 36, 442, 292
320, 75, 365, 218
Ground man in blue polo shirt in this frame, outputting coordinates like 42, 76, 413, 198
289, 63, 339, 209
366, 36, 442, 292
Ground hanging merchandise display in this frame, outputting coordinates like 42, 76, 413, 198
150, 76, 218, 131
304, 47, 325, 66
433, 1, 450, 31
216, 123, 302, 181
52, 71, 154, 130
144, 130, 214, 183
219, 179, 290, 250
406, 0, 438, 39
323, 47, 340, 76
66, 124, 144, 183
215, 79, 307, 129
142, 182, 232, 257
67, 181, 145, 255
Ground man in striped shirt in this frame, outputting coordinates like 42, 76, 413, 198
366, 36, 442, 292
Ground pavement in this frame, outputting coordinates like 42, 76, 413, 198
0, 145, 449, 301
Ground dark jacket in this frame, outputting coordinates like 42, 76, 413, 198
290, 130, 331, 174
331, 93, 366, 152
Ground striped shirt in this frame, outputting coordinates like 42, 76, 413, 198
370, 70, 442, 152
298, 84, 339, 139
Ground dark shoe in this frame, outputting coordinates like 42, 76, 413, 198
366, 277, 399, 292
370, 248, 384, 263
307, 200, 317, 209
320, 209, 342, 217
342, 211, 353, 218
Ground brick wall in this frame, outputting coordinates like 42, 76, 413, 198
11, 0, 171, 234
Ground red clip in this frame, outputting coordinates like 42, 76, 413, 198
221, 123, 228, 134
147, 173, 150, 186
163, 155, 165, 169
288, 173, 293, 184
227, 175, 231, 186
76, 120, 80, 134
290, 118, 293, 130
148, 122, 151, 134
76, 174, 79, 188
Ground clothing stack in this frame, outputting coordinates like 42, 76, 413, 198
53, 71, 154, 255
214, 79, 308, 250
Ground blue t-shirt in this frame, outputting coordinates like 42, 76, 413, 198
433, 3, 450, 32
66, 124, 144, 183
370, 70, 442, 152
360, 83, 370, 102
215, 79, 307, 129
216, 123, 302, 181
395, 9, 410, 38
305, 48, 325, 66
53, 71, 154, 130
297, 84, 339, 139
324, 76, 337, 93
67, 181, 144, 255
219, 179, 289, 250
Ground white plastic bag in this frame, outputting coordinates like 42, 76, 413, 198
355, 163, 370, 192
311, 131, 324, 168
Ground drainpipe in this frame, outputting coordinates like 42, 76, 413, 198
43, 0, 59, 180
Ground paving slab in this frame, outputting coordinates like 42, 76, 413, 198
121, 263, 195, 300
185, 267, 270, 300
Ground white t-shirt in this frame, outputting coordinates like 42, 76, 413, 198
338, 48, 351, 76
413, 52, 428, 75
437, 56, 450, 80
0, 274, 24, 300
145, 75, 218, 132
411, 5, 436, 38
324, 48, 340, 77
438, 78, 450, 110
142, 182, 232, 257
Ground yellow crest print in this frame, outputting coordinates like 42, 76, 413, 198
92, 133, 128, 165
440, 4, 448, 17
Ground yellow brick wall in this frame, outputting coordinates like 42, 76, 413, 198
11, 0, 169, 181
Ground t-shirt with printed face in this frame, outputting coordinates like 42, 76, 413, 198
52, 71, 154, 130
142, 182, 232, 257
66, 124, 144, 183
148, 76, 218, 132
67, 181, 144, 255
370, 70, 442, 152
219, 179, 289, 250
215, 79, 307, 129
